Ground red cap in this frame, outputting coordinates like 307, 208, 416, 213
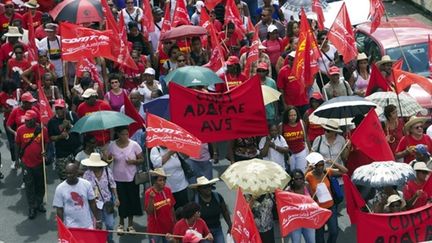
257, 62, 269, 70
54, 99, 66, 108
310, 92, 324, 101
328, 66, 340, 75
225, 56, 239, 65
23, 110, 38, 120
21, 92, 36, 102
4, 0, 14, 5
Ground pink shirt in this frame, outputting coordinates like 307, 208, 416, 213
109, 140, 142, 182
263, 38, 283, 65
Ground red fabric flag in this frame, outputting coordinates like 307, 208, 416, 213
365, 63, 391, 96
202, 14, 226, 72
422, 171, 432, 196
393, 58, 403, 70
369, 0, 385, 34
205, 0, 223, 11
355, 204, 432, 242
243, 30, 259, 79
68, 228, 108, 243
246, 16, 256, 34
146, 113, 202, 158
291, 9, 320, 88
157, 1, 172, 53
342, 175, 366, 224
172, 0, 190, 27
76, 57, 105, 94
169, 76, 268, 143
312, 0, 325, 31
118, 11, 128, 45
199, 8, 211, 48
275, 189, 331, 237
37, 80, 54, 125
224, 0, 246, 35
327, 3, 358, 63
122, 92, 145, 136
231, 188, 262, 243
351, 109, 395, 161
101, 0, 117, 31
141, 0, 155, 35
57, 216, 78, 243
429, 35, 432, 78
393, 68, 432, 95
26, 9, 38, 64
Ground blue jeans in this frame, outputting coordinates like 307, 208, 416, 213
210, 227, 225, 243
316, 206, 338, 243
101, 209, 115, 241
291, 228, 315, 243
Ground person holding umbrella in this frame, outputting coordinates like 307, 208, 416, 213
396, 116, 432, 163
403, 162, 431, 209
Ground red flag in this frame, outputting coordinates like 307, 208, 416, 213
76, 57, 105, 94
231, 188, 262, 243
57, 216, 78, 243
291, 9, 320, 88
275, 189, 331, 237
122, 92, 145, 136
101, 0, 117, 31
351, 109, 394, 161
246, 16, 256, 34
369, 0, 385, 34
429, 35, 432, 78
342, 175, 366, 224
37, 80, 54, 125
146, 113, 202, 158
312, 0, 325, 30
224, 0, 246, 35
244, 30, 260, 79
365, 63, 391, 96
393, 58, 403, 70
157, 1, 172, 53
422, 170, 432, 196
327, 3, 358, 63
141, 0, 155, 34
169, 76, 268, 143
172, 0, 190, 27
69, 227, 108, 243
205, 0, 223, 11
393, 68, 432, 95
202, 13, 226, 72
26, 10, 38, 64
118, 11, 128, 45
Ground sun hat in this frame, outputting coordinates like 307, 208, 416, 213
23, 110, 38, 120
413, 162, 432, 172
81, 153, 108, 167
321, 120, 343, 133
24, 0, 40, 8
149, 167, 170, 177
4, 26, 23, 37
144, 67, 156, 75
357, 53, 368, 61
384, 194, 406, 209
21, 92, 37, 102
189, 176, 220, 188
267, 24, 278, 33
306, 152, 325, 166
225, 56, 240, 65
257, 62, 269, 70
81, 88, 98, 98
376, 55, 395, 67
404, 116, 428, 131
53, 99, 66, 108
328, 66, 340, 76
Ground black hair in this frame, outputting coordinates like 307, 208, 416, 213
191, 36, 201, 43
128, 21, 139, 30
114, 126, 129, 134
282, 105, 300, 124
2, 80, 17, 93
168, 45, 180, 57
289, 169, 305, 189
286, 20, 299, 38
80, 77, 93, 88
13, 43, 24, 52
108, 73, 121, 83
317, 30, 328, 41
181, 202, 201, 219
384, 104, 397, 120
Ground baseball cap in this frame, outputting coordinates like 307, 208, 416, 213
24, 110, 38, 120
82, 88, 98, 98
21, 92, 37, 102
306, 152, 325, 166
257, 62, 269, 70
328, 66, 340, 76
267, 24, 278, 33
144, 67, 156, 75
225, 56, 239, 65
416, 144, 431, 157
53, 99, 66, 108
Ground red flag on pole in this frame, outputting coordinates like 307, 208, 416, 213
393, 68, 432, 95
26, 10, 38, 64
312, 0, 325, 30
57, 216, 78, 243
224, 0, 246, 35
172, 0, 191, 27
37, 80, 54, 125
351, 109, 394, 161
202, 13, 226, 72
244, 30, 260, 79
428, 35, 432, 78
275, 189, 331, 237
327, 3, 358, 63
146, 113, 202, 158
157, 1, 172, 54
76, 57, 105, 94
369, 0, 385, 34
393, 58, 403, 70
141, 0, 155, 35
365, 63, 391, 96
205, 0, 223, 11
122, 92, 145, 136
342, 175, 366, 224
231, 188, 262, 243
69, 228, 108, 243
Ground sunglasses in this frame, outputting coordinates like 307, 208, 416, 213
294, 177, 304, 181
414, 126, 423, 129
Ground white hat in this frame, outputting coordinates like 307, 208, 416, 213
24, 0, 40, 8
321, 120, 343, 133
144, 67, 156, 75
288, 51, 296, 58
195, 1, 204, 12
189, 176, 220, 188
4, 27, 23, 37
267, 24, 278, 33
384, 194, 406, 209
81, 88, 98, 98
81, 153, 108, 167
413, 162, 432, 172
357, 53, 368, 61
149, 167, 170, 177
376, 55, 395, 67
44, 23, 58, 32
306, 152, 325, 166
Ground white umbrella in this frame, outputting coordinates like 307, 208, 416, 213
366, 91, 427, 117
351, 161, 416, 188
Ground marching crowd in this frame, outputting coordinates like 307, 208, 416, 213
0, 0, 431, 243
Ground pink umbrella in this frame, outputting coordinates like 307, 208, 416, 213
160, 25, 207, 41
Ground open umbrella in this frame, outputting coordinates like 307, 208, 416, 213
221, 158, 291, 197
351, 161, 416, 188
71, 111, 135, 134
50, 0, 103, 24
160, 25, 207, 41
143, 95, 170, 120
366, 91, 427, 117
261, 85, 281, 105
165, 66, 224, 87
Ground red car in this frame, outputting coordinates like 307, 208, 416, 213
355, 16, 432, 109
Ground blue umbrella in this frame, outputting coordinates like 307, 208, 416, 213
143, 95, 170, 120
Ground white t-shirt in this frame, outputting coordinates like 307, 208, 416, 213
38, 35, 64, 77
149, 19, 163, 52
122, 7, 143, 30
258, 135, 288, 169
53, 178, 95, 229
318, 44, 338, 73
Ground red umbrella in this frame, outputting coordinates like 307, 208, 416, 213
160, 25, 207, 41
50, 0, 103, 24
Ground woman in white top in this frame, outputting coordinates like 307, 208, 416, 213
121, 0, 143, 31
138, 68, 162, 103
352, 53, 370, 97
150, 146, 189, 209
259, 124, 289, 170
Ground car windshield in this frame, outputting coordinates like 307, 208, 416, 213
386, 43, 429, 77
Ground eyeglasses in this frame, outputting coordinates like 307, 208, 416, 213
294, 177, 304, 181
257, 69, 267, 73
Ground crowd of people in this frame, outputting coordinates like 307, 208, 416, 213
0, 0, 431, 243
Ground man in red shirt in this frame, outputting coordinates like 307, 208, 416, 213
77, 88, 112, 145
216, 56, 247, 92
0, 1, 23, 34
22, 0, 43, 29
16, 109, 49, 219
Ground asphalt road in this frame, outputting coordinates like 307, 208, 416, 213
0, 1, 431, 242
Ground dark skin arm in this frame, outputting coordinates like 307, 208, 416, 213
56, 207, 64, 221
89, 199, 102, 229
221, 200, 233, 232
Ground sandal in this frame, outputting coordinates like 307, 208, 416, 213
127, 226, 136, 233
117, 225, 125, 235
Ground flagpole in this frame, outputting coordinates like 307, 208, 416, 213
41, 124, 48, 203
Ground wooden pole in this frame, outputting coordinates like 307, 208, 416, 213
41, 124, 48, 203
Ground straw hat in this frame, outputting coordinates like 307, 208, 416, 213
189, 176, 220, 188
376, 55, 395, 67
149, 167, 170, 177
413, 162, 432, 172
81, 153, 108, 167
357, 53, 368, 61
4, 26, 23, 37
384, 194, 406, 209
404, 116, 428, 131
81, 88, 98, 98
24, 0, 40, 8
306, 152, 325, 166
321, 120, 343, 133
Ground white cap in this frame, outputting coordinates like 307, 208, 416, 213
144, 67, 156, 75
288, 51, 296, 58
306, 152, 325, 166
267, 24, 278, 33
195, 1, 204, 12
82, 88, 98, 98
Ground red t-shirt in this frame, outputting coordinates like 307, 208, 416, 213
277, 65, 308, 107
173, 218, 210, 238
0, 13, 23, 33
35, 25, 47, 40
30, 63, 55, 82
403, 180, 429, 209
0, 91, 17, 121
0, 41, 27, 67
396, 135, 432, 163
305, 108, 324, 143
283, 122, 305, 154
22, 11, 43, 29
16, 124, 49, 168
6, 106, 39, 129
216, 73, 247, 92
77, 100, 112, 145
144, 187, 176, 234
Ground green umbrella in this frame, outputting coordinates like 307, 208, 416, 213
71, 111, 135, 134
164, 66, 224, 87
